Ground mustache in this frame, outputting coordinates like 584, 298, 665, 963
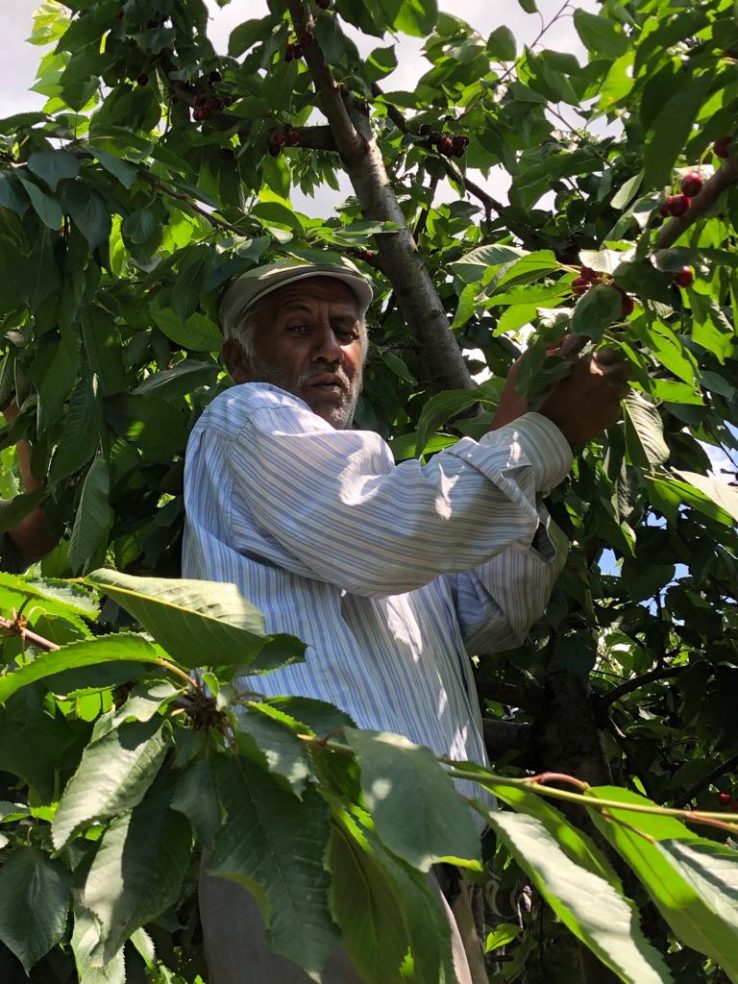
298, 367, 351, 390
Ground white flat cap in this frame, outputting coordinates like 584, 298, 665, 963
221, 257, 373, 336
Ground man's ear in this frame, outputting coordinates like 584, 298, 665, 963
221, 337, 251, 383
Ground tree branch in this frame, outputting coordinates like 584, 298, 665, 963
655, 155, 738, 249
286, 0, 473, 391
597, 664, 684, 709
673, 752, 738, 809
139, 172, 245, 235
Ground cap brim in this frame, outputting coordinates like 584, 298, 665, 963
221, 262, 373, 337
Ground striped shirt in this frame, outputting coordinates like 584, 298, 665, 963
182, 383, 572, 799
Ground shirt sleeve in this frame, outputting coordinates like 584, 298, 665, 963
444, 504, 569, 653
226, 393, 572, 598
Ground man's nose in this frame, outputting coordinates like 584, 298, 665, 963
311, 320, 342, 363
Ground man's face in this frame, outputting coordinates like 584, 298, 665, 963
224, 276, 365, 429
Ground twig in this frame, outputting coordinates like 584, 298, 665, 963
597, 664, 685, 709
138, 172, 244, 235
673, 752, 738, 808
0, 614, 58, 651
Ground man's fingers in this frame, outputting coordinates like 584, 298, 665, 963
558, 335, 588, 359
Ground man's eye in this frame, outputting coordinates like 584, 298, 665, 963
286, 324, 310, 335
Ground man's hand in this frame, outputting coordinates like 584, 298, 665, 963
489, 342, 629, 446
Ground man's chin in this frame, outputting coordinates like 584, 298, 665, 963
304, 390, 356, 429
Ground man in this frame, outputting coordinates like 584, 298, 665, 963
182, 258, 626, 983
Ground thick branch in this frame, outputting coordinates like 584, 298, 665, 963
655, 155, 738, 249
286, 0, 473, 392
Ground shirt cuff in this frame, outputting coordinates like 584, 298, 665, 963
479, 412, 572, 494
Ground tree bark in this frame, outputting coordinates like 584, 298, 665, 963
285, 0, 473, 393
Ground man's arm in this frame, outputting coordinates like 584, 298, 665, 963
1, 402, 56, 566
445, 344, 628, 652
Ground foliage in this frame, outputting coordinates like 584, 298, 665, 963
0, 0, 737, 980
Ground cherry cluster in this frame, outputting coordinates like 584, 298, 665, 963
269, 128, 301, 156
571, 266, 635, 316
659, 136, 733, 217
419, 125, 468, 158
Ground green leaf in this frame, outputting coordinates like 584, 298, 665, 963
346, 729, 481, 871
17, 173, 63, 229
517, 0, 537, 13
587, 786, 738, 977
132, 360, 218, 400
672, 470, 738, 524
85, 569, 305, 671
27, 150, 80, 191
573, 10, 629, 58
380, 0, 438, 36
571, 284, 623, 340
68, 455, 113, 575
480, 808, 672, 983
236, 703, 312, 795
52, 716, 169, 850
0, 633, 162, 705
415, 388, 489, 456
481, 780, 623, 890
658, 839, 738, 944
0, 685, 76, 800
170, 758, 220, 847
71, 903, 125, 984
112, 680, 177, 726
228, 14, 281, 57
643, 75, 710, 189
623, 393, 669, 469
0, 848, 71, 973
87, 145, 138, 189
60, 181, 112, 250
81, 780, 192, 963
328, 818, 414, 984
610, 171, 643, 211
209, 756, 339, 976
151, 307, 222, 352
450, 243, 526, 283
487, 26, 516, 61
48, 371, 100, 482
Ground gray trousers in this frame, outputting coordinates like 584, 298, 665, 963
199, 861, 477, 984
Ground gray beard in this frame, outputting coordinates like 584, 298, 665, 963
246, 354, 362, 430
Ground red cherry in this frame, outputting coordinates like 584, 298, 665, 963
284, 128, 300, 146
271, 131, 286, 147
572, 276, 589, 296
268, 142, 282, 157
579, 266, 597, 282
714, 136, 732, 159
438, 136, 454, 157
673, 266, 693, 288
357, 249, 376, 262
621, 294, 635, 316
292, 42, 303, 58
316, 0, 331, 7
664, 194, 691, 217
719, 791, 732, 805
659, 202, 671, 217
680, 171, 702, 197
452, 135, 469, 151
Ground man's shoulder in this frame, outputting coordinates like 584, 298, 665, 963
197, 383, 310, 435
